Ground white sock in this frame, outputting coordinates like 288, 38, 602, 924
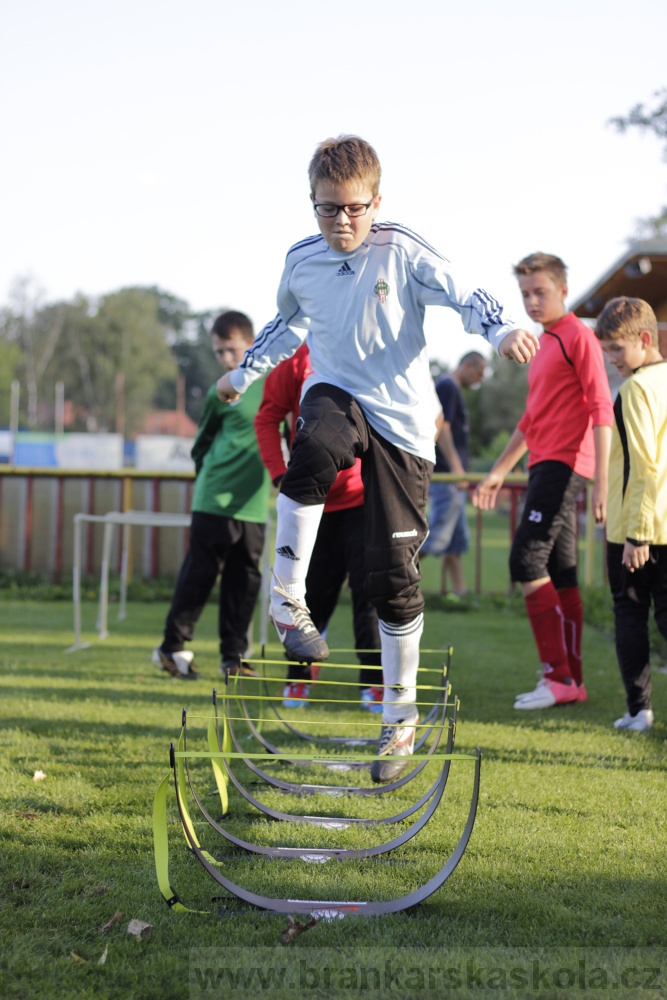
379, 614, 423, 724
272, 494, 325, 604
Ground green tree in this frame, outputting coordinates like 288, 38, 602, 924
467, 352, 528, 463
610, 88, 667, 238
0, 339, 22, 427
0, 277, 65, 428
62, 287, 177, 435
5, 286, 178, 435
154, 308, 227, 423
0, 281, 236, 434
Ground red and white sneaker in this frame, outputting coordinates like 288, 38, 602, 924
360, 686, 384, 713
514, 677, 579, 710
576, 682, 588, 703
281, 683, 311, 708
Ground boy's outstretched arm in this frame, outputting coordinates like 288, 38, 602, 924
592, 424, 612, 525
216, 371, 240, 403
498, 328, 540, 364
472, 427, 528, 510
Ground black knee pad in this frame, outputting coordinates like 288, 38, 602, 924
509, 541, 542, 584
282, 392, 361, 504
366, 545, 425, 624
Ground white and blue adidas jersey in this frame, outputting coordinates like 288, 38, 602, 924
231, 222, 516, 461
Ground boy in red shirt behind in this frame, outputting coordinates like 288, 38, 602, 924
255, 344, 383, 711
474, 253, 613, 709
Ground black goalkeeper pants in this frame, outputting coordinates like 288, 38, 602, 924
280, 383, 433, 625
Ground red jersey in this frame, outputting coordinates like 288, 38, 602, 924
517, 312, 613, 479
254, 344, 364, 511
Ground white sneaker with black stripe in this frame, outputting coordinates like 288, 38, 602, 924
269, 577, 329, 664
370, 711, 418, 783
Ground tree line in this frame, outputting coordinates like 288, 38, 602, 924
0, 280, 226, 437
0, 277, 531, 458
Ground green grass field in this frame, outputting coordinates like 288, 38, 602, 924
1, 588, 665, 999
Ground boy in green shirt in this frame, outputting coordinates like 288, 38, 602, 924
152, 311, 269, 679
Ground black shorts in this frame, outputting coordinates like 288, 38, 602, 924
509, 460, 586, 588
280, 383, 433, 624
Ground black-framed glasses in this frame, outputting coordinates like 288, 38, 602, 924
312, 200, 374, 218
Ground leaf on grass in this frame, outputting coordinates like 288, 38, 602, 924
98, 945, 108, 966
282, 915, 319, 943
100, 910, 122, 934
127, 919, 153, 940
71, 952, 88, 964
15, 811, 38, 819
33, 770, 47, 782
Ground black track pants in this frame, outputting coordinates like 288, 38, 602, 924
162, 511, 265, 660
607, 541, 667, 714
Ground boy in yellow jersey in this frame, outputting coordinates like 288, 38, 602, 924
596, 297, 667, 732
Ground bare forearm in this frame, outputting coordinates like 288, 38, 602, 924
490, 428, 528, 479
436, 422, 465, 475
472, 427, 527, 510
593, 424, 612, 524
593, 424, 611, 486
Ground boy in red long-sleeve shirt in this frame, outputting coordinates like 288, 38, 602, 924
474, 253, 613, 709
255, 344, 383, 711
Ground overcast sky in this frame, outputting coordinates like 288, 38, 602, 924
1, 0, 666, 364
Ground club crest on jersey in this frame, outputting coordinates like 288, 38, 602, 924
374, 279, 389, 303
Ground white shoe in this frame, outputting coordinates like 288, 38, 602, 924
152, 647, 199, 679
514, 677, 578, 710
613, 709, 654, 732
515, 669, 544, 701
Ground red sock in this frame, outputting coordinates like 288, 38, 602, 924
557, 585, 583, 685
524, 581, 572, 684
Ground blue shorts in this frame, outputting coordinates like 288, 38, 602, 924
422, 482, 469, 557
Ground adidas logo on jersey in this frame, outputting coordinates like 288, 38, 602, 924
336, 262, 355, 277
276, 545, 299, 561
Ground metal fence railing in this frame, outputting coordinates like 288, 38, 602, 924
0, 467, 193, 581
0, 468, 601, 593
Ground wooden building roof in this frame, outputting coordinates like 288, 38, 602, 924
572, 239, 667, 319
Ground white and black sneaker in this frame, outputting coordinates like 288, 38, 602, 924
613, 708, 654, 732
269, 577, 329, 664
152, 647, 199, 680
370, 712, 418, 784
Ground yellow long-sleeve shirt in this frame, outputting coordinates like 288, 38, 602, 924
607, 360, 667, 545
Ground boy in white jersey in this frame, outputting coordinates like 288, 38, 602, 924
217, 135, 538, 781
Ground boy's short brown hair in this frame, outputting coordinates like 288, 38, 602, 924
211, 310, 254, 343
513, 252, 567, 286
595, 297, 658, 345
308, 135, 381, 196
